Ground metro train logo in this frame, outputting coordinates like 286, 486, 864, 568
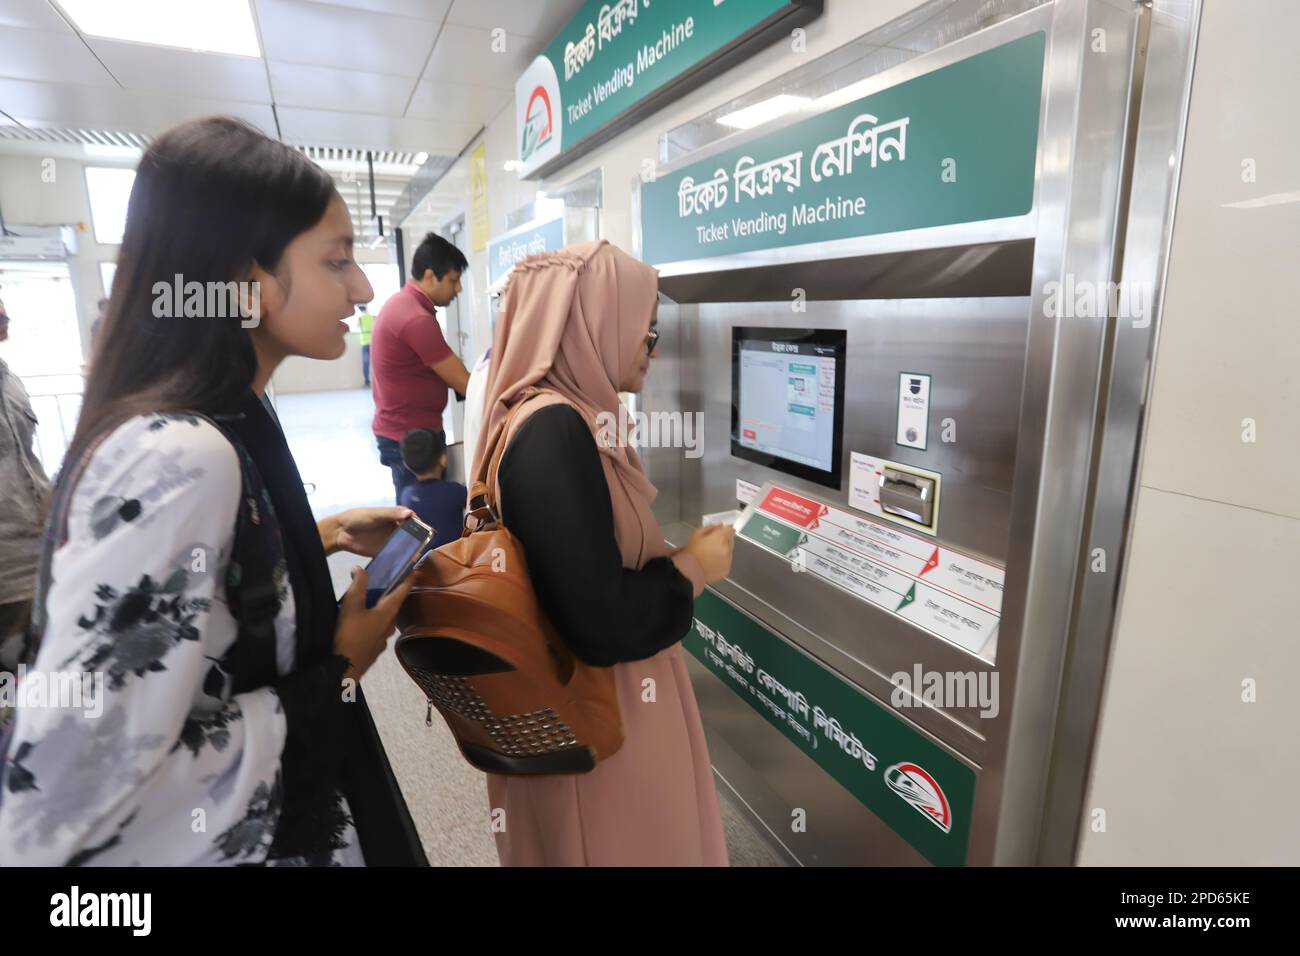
884, 762, 953, 833
516, 55, 561, 174
520, 86, 553, 161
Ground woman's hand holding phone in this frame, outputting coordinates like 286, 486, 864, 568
334, 565, 416, 682
320, 506, 414, 557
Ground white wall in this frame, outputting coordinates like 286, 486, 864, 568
1078, 0, 1300, 865
269, 247, 398, 394
270, 327, 367, 394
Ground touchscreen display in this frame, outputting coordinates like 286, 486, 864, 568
731, 328, 846, 488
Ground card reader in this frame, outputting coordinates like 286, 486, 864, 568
879, 467, 936, 527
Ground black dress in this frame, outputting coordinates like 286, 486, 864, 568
497, 403, 696, 666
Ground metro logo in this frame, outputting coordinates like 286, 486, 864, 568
885, 762, 953, 834
515, 54, 562, 176
520, 86, 553, 161
685, 590, 977, 865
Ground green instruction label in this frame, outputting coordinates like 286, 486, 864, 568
685, 589, 976, 866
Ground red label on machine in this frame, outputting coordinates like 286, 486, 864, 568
919, 548, 941, 577
757, 488, 825, 528
748, 478, 1008, 642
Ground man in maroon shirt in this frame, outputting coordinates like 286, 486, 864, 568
371, 232, 471, 499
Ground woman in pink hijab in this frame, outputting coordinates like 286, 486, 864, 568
475, 240, 735, 866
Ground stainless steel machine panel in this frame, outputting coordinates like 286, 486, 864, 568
629, 0, 1176, 867
643, 296, 1025, 760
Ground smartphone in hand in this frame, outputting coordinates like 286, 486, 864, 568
363, 516, 434, 608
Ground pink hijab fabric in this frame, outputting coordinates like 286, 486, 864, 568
478, 240, 727, 866
478, 240, 676, 571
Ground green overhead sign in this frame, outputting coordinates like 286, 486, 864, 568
641, 31, 1046, 265
685, 588, 976, 866
515, 0, 821, 179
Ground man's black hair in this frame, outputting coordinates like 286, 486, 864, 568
401, 428, 446, 475
411, 232, 468, 283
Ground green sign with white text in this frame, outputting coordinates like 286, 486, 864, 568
515, 0, 814, 178
684, 588, 976, 866
641, 31, 1045, 265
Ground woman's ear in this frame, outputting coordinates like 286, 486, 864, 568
242, 262, 282, 330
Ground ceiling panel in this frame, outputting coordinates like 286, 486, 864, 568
404, 79, 509, 122
89, 40, 273, 102
0, 0, 597, 190
337, 179, 410, 231
0, 26, 114, 85
269, 62, 415, 113
275, 105, 477, 152
420, 23, 537, 90
256, 0, 439, 75
444, 0, 585, 38
0, 0, 74, 31
293, 0, 452, 18
0, 77, 277, 138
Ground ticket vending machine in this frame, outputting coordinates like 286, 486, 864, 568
633, 0, 1198, 865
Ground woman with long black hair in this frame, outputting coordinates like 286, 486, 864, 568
0, 117, 426, 866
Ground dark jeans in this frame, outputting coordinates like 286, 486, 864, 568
377, 433, 443, 502
361, 344, 371, 386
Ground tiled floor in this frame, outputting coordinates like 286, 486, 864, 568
275, 387, 785, 867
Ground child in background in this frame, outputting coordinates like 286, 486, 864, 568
399, 428, 468, 549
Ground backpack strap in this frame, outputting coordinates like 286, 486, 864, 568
208, 415, 282, 692
2, 412, 283, 779
25, 428, 113, 661
465, 387, 565, 534
23, 413, 280, 686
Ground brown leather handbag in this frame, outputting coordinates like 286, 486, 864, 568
393, 390, 623, 775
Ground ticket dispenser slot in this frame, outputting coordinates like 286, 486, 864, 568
879, 467, 936, 527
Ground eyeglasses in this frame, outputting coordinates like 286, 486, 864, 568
645, 326, 660, 353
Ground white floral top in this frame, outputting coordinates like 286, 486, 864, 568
0, 414, 363, 866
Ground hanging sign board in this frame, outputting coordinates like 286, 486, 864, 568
0, 226, 72, 260
469, 143, 489, 253
515, 0, 822, 179
486, 216, 566, 285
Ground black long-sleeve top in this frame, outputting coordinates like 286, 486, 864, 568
498, 403, 698, 667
